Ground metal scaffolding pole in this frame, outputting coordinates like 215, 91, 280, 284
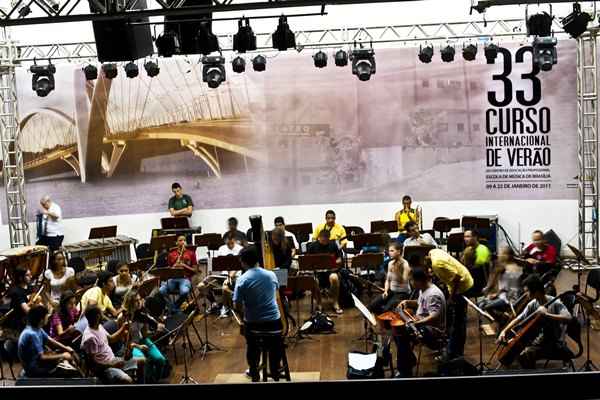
577, 29, 599, 262
0, 27, 29, 248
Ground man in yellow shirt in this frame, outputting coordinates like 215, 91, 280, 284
80, 271, 119, 319
312, 210, 347, 248
425, 249, 474, 360
394, 195, 419, 243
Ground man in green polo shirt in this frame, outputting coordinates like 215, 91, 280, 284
463, 229, 491, 294
168, 182, 194, 218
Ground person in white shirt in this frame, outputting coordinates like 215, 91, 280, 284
274, 216, 299, 255
44, 252, 75, 308
37, 195, 64, 253
216, 234, 244, 257
402, 221, 438, 248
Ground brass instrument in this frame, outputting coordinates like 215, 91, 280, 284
416, 204, 423, 231
174, 244, 186, 267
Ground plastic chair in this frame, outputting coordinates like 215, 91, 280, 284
542, 317, 583, 371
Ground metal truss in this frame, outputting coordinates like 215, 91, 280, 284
15, 18, 565, 62
0, 27, 30, 247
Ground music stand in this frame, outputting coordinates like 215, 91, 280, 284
432, 218, 460, 244
298, 254, 337, 272
285, 223, 313, 244
137, 277, 160, 298
151, 267, 187, 281
150, 235, 178, 255
403, 245, 437, 268
351, 234, 388, 252
464, 296, 495, 372
128, 258, 153, 274
161, 217, 190, 230
195, 234, 223, 258
352, 293, 377, 352
88, 226, 117, 240
287, 275, 319, 346
567, 244, 591, 291
211, 255, 242, 273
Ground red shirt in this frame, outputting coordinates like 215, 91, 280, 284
524, 243, 557, 265
167, 247, 197, 268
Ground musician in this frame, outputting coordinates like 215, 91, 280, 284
44, 251, 75, 308
462, 229, 491, 294
274, 216, 299, 254
223, 217, 247, 245
312, 210, 348, 248
37, 195, 64, 253
81, 305, 145, 384
168, 182, 194, 218
5, 266, 40, 337
159, 235, 196, 313
18, 305, 79, 378
216, 233, 244, 257
394, 267, 446, 378
368, 242, 410, 314
425, 249, 474, 359
403, 221, 438, 248
270, 228, 293, 270
49, 290, 80, 340
233, 246, 283, 382
80, 271, 120, 319
111, 262, 138, 309
521, 230, 558, 275
498, 274, 572, 369
307, 229, 344, 314
394, 195, 419, 243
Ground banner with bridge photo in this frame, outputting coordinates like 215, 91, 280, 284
8, 41, 578, 220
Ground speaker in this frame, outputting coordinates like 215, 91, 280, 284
90, 0, 154, 62
164, 0, 212, 54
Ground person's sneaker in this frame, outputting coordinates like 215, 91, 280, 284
219, 306, 231, 318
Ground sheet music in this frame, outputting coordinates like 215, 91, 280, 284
348, 352, 377, 370
463, 295, 495, 322
352, 293, 377, 326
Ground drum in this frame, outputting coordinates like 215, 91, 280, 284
0, 245, 48, 279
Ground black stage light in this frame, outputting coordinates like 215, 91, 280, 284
313, 50, 328, 68
418, 45, 434, 63
335, 49, 348, 66
527, 12, 554, 37
562, 3, 591, 38
232, 56, 246, 73
144, 60, 160, 77
272, 15, 296, 51
202, 55, 226, 88
233, 18, 257, 53
30, 61, 56, 97
18, 5, 31, 17
82, 64, 98, 80
532, 36, 558, 71
463, 44, 477, 61
102, 63, 118, 79
252, 55, 266, 72
485, 43, 499, 64
156, 30, 180, 57
124, 61, 139, 78
351, 48, 376, 81
197, 19, 220, 55
441, 45, 456, 62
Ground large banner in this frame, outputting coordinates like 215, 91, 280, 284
8, 41, 577, 220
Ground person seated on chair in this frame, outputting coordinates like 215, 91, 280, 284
306, 229, 344, 314
368, 242, 410, 314
270, 228, 293, 270
233, 246, 284, 383
223, 217, 247, 245
4, 266, 40, 339
478, 246, 523, 326
122, 289, 168, 383
521, 230, 558, 276
168, 182, 193, 218
217, 233, 244, 257
80, 271, 120, 320
159, 235, 196, 313
394, 267, 446, 378
44, 251, 75, 309
498, 274, 572, 369
49, 290, 80, 341
274, 216, 299, 256
394, 195, 419, 244
312, 209, 348, 249
18, 304, 79, 378
111, 262, 138, 309
403, 221, 438, 248
462, 229, 491, 295
81, 304, 145, 384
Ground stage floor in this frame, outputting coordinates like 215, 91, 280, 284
168, 268, 600, 383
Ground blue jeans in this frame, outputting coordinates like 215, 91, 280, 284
159, 278, 192, 310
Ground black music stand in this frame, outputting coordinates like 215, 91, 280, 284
195, 234, 224, 258
464, 295, 495, 372
352, 293, 378, 353
351, 234, 388, 253
352, 253, 385, 293
403, 245, 437, 268
568, 244, 591, 291
432, 218, 460, 245
150, 235, 178, 255
285, 223, 313, 245
137, 277, 160, 299
161, 217, 190, 230
88, 226, 117, 240
298, 254, 337, 313
287, 275, 319, 346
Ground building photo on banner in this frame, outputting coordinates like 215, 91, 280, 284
0, 0, 599, 396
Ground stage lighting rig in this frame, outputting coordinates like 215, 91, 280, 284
232, 56, 246, 73
102, 63, 118, 79
272, 15, 296, 51
532, 36, 557, 71
252, 55, 266, 72
418, 45, 434, 63
124, 62, 139, 78
441, 45, 456, 62
335, 49, 348, 67
156, 31, 180, 57
202, 55, 226, 89
527, 11, 554, 37
197, 19, 220, 55
144, 60, 160, 77
313, 50, 328, 68
233, 18, 257, 53
30, 60, 56, 97
462, 44, 477, 61
561, 3, 591, 38
350, 43, 376, 81
82, 64, 98, 81
484, 43, 499, 64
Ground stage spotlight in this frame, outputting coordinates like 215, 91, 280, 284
233, 18, 257, 53
232, 56, 246, 73
418, 45, 434, 63
202, 55, 226, 89
156, 30, 180, 57
462, 44, 477, 61
351, 47, 376, 81
197, 19, 220, 55
533, 36, 558, 71
102, 63, 118, 79
124, 62, 139, 78
527, 12, 554, 37
561, 3, 591, 38
82, 64, 98, 81
17, 5, 31, 17
272, 15, 296, 51
252, 55, 266, 72
484, 43, 499, 64
30, 61, 56, 97
313, 50, 328, 68
144, 60, 160, 78
441, 45, 456, 62
335, 49, 348, 67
